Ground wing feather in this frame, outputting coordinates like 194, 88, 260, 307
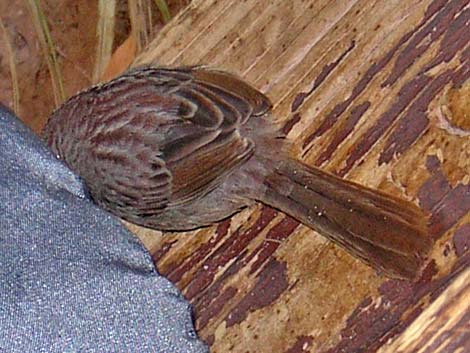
47, 66, 272, 220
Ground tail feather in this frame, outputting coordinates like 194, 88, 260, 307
260, 158, 431, 279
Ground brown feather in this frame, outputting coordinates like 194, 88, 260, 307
261, 157, 430, 279
43, 66, 432, 279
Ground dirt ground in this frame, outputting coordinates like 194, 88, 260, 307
0, 0, 188, 134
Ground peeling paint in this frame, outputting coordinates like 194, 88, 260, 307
339, 74, 431, 176
225, 259, 289, 327
453, 224, 470, 258
291, 41, 356, 115
315, 101, 371, 167
183, 207, 278, 300
282, 113, 302, 135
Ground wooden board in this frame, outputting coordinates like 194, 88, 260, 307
125, 0, 470, 351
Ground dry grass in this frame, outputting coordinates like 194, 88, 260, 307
93, 0, 117, 83
128, 0, 153, 53
129, 0, 173, 54
96, 0, 173, 81
154, 0, 172, 23
26, 0, 65, 105
23, 0, 176, 108
0, 17, 20, 114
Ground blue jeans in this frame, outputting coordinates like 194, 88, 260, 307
0, 105, 207, 353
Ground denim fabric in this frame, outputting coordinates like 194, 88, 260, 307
0, 105, 208, 353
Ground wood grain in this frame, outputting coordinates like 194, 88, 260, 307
127, 0, 470, 352
379, 266, 470, 353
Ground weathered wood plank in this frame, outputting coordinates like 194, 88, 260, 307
128, 0, 470, 351
380, 266, 470, 353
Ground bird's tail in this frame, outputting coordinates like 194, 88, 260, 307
259, 157, 431, 279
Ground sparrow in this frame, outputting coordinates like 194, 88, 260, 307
43, 66, 431, 279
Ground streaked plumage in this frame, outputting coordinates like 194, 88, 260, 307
44, 66, 431, 279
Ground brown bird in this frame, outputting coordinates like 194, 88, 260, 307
43, 66, 431, 279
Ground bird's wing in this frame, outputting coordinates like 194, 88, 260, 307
93, 66, 272, 212
151, 66, 272, 206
